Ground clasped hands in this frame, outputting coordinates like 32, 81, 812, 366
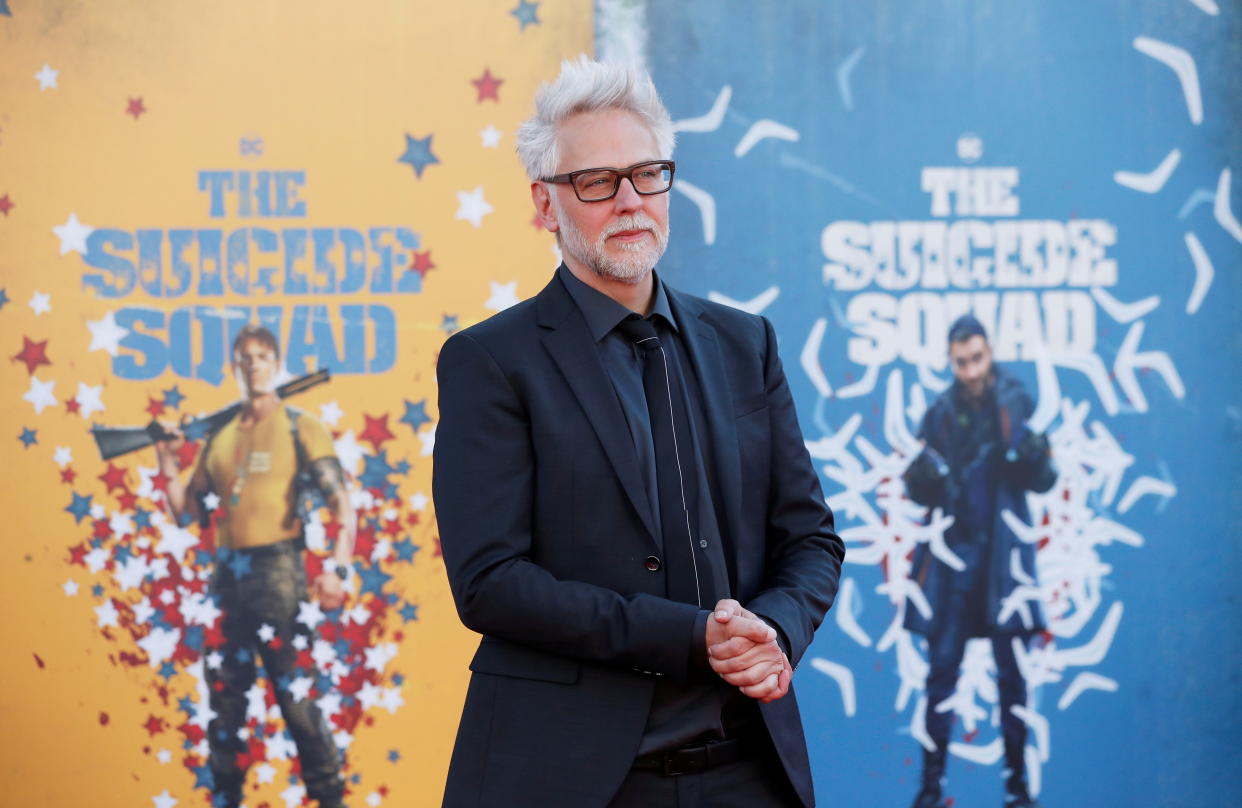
704, 599, 792, 704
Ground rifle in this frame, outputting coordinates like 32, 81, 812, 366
90, 368, 330, 460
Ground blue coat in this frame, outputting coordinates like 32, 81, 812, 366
902, 368, 1056, 638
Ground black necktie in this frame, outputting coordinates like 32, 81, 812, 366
616, 314, 709, 607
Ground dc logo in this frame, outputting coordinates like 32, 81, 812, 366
957, 133, 983, 163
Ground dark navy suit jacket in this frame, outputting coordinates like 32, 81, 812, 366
433, 271, 844, 807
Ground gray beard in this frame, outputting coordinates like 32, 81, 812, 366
556, 206, 669, 285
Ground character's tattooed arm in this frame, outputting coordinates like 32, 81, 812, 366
313, 457, 356, 563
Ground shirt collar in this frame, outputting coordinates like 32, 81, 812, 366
557, 263, 678, 343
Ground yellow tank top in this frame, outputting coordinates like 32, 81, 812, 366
201, 407, 336, 549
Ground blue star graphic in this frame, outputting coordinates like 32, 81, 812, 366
91, 583, 104, 597
441, 313, 460, 335
183, 417, 209, 441
394, 539, 420, 563
178, 695, 196, 715
356, 562, 392, 597
163, 385, 185, 409
65, 492, 93, 524
510, 0, 539, 29
235, 647, 252, 664
211, 790, 230, 807
0, 288, 9, 308
388, 748, 401, 763
194, 764, 216, 792
398, 133, 440, 179
113, 543, 132, 564
18, 427, 37, 447
382, 482, 400, 502
391, 672, 405, 686
334, 638, 352, 658
395, 458, 411, 475
359, 450, 396, 490
275, 674, 292, 691
399, 602, 420, 623
159, 661, 178, 680
134, 506, 152, 529
184, 625, 205, 652
399, 399, 431, 432
226, 551, 253, 579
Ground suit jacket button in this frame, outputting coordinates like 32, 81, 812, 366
644, 556, 661, 571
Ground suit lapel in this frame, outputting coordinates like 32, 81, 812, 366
667, 289, 744, 587
536, 276, 660, 547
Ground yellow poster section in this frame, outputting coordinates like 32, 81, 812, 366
0, 2, 590, 806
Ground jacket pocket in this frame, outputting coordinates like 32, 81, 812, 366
732, 391, 768, 418
469, 637, 581, 684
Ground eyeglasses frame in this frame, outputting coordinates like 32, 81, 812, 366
541, 160, 677, 203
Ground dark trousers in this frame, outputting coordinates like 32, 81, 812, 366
207, 539, 344, 807
608, 740, 802, 807
924, 622, 1029, 754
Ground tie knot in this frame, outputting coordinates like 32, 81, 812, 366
616, 314, 661, 351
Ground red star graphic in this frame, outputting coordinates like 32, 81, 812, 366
118, 490, 139, 510
405, 512, 421, 527
143, 714, 166, 737
126, 97, 146, 120
409, 250, 436, 279
471, 68, 504, 103
60, 467, 78, 484
358, 413, 395, 452
93, 518, 113, 540
13, 336, 51, 375
64, 397, 81, 415
150, 470, 171, 493
353, 524, 377, 559
99, 463, 128, 493
175, 441, 198, 470
145, 396, 166, 417
68, 542, 89, 566
0, 193, 13, 216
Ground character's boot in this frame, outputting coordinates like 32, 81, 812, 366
1002, 739, 1042, 807
910, 747, 948, 808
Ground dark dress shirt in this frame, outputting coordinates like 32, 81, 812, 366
558, 265, 755, 753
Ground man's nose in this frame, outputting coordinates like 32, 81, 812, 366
612, 177, 643, 213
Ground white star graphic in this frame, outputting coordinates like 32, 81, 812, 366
28, 291, 51, 315
89, 502, 106, 519
156, 748, 172, 764
408, 491, 429, 511
419, 424, 436, 456
95, 599, 119, 628
206, 651, 224, 670
245, 682, 268, 723
84, 547, 109, 573
86, 311, 129, 356
287, 675, 314, 703
480, 124, 502, 148
292, 634, 309, 651
297, 599, 325, 630
254, 762, 277, 784
203, 491, 221, 511
320, 400, 344, 427
109, 511, 134, 537
280, 783, 307, 808
35, 64, 59, 91
75, 381, 105, 419
138, 628, 181, 668
303, 518, 326, 552
367, 791, 384, 807
62, 579, 79, 597
151, 789, 178, 808
485, 280, 520, 312
156, 520, 197, 564
133, 597, 155, 625
380, 686, 405, 714
357, 681, 383, 710
23, 375, 57, 414
333, 429, 368, 476
53, 212, 94, 255
53, 446, 72, 467
257, 623, 276, 642
455, 186, 494, 228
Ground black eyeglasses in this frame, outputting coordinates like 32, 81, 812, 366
542, 160, 676, 202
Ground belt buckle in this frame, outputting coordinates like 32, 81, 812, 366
661, 745, 705, 777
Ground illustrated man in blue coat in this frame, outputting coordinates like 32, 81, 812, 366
903, 314, 1056, 808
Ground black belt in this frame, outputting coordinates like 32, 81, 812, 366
631, 736, 752, 776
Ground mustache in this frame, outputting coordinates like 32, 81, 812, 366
602, 214, 660, 239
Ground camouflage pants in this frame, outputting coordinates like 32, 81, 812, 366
207, 538, 344, 807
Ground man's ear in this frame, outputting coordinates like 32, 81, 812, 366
531, 182, 559, 233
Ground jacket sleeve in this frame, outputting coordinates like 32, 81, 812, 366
742, 317, 845, 668
902, 408, 949, 508
1002, 389, 1057, 494
433, 331, 703, 682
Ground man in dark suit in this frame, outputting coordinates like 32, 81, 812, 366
433, 56, 844, 807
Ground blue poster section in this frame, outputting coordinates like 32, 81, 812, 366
648, 2, 1241, 805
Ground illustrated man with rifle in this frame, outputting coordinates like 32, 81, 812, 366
153, 323, 355, 808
